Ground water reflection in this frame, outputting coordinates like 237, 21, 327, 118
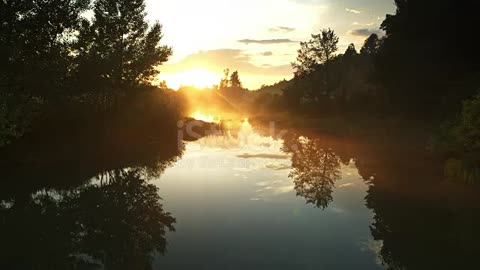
0, 120, 186, 270
282, 134, 342, 208
2, 113, 480, 269
0, 170, 174, 270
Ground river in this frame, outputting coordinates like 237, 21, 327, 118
1, 113, 479, 270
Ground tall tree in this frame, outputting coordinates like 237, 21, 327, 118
219, 68, 230, 89
291, 28, 339, 100
229, 71, 242, 88
0, 0, 89, 143
310, 28, 339, 66
292, 41, 318, 77
377, 0, 480, 113
292, 28, 339, 77
344, 43, 358, 58
76, 0, 172, 98
360, 34, 381, 56
1, 0, 89, 98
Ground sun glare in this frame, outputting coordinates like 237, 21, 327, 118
191, 111, 221, 123
161, 69, 222, 90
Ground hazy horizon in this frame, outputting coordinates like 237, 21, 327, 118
146, 0, 396, 89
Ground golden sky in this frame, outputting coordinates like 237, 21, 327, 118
146, 0, 395, 90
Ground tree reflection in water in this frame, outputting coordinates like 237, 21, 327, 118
283, 134, 343, 209
0, 170, 175, 270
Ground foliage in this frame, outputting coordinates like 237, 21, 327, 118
433, 93, 480, 162
0, 170, 175, 270
360, 34, 381, 56
285, 30, 380, 114
0, 93, 41, 146
0, 0, 89, 140
76, 0, 172, 88
0, 0, 177, 147
229, 71, 242, 88
430, 93, 480, 183
292, 28, 339, 77
376, 0, 480, 113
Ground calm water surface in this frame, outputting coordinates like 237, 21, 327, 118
154, 119, 381, 269
1, 114, 479, 270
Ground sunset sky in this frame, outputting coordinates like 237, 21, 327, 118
146, 0, 396, 90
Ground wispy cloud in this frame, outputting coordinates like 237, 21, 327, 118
268, 26, 296, 33
353, 22, 376, 26
261, 51, 273, 56
265, 164, 291, 170
237, 153, 289, 159
349, 28, 382, 37
160, 49, 291, 76
238, 39, 295, 45
345, 8, 363, 14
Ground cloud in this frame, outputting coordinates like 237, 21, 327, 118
161, 49, 291, 76
274, 185, 294, 194
265, 164, 291, 170
353, 22, 376, 26
290, 0, 324, 4
237, 153, 289, 159
238, 39, 295, 45
345, 8, 363, 14
159, 49, 294, 89
261, 51, 273, 56
349, 28, 382, 37
268, 26, 296, 33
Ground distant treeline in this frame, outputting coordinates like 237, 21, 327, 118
281, 0, 480, 176
255, 0, 480, 119
0, 0, 184, 146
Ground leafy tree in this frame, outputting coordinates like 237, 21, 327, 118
291, 28, 339, 101
310, 28, 339, 66
219, 68, 231, 89
434, 93, 480, 164
360, 34, 381, 56
344, 43, 358, 59
292, 41, 318, 77
292, 28, 339, 77
229, 71, 242, 88
0, 0, 89, 142
377, 0, 480, 113
75, 0, 172, 106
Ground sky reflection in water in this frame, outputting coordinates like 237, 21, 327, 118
153, 119, 383, 270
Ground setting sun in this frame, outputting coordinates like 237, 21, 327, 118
160, 69, 222, 90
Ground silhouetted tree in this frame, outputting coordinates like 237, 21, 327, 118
286, 28, 381, 113
344, 43, 358, 58
0, 0, 89, 142
289, 28, 339, 106
0, 170, 176, 270
219, 68, 230, 89
292, 41, 317, 77
377, 0, 480, 113
229, 71, 242, 88
360, 34, 381, 56
292, 28, 339, 77
75, 0, 172, 109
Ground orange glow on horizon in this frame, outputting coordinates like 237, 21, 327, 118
160, 69, 222, 90
191, 111, 222, 123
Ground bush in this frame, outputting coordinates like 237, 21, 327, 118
432, 92, 480, 183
